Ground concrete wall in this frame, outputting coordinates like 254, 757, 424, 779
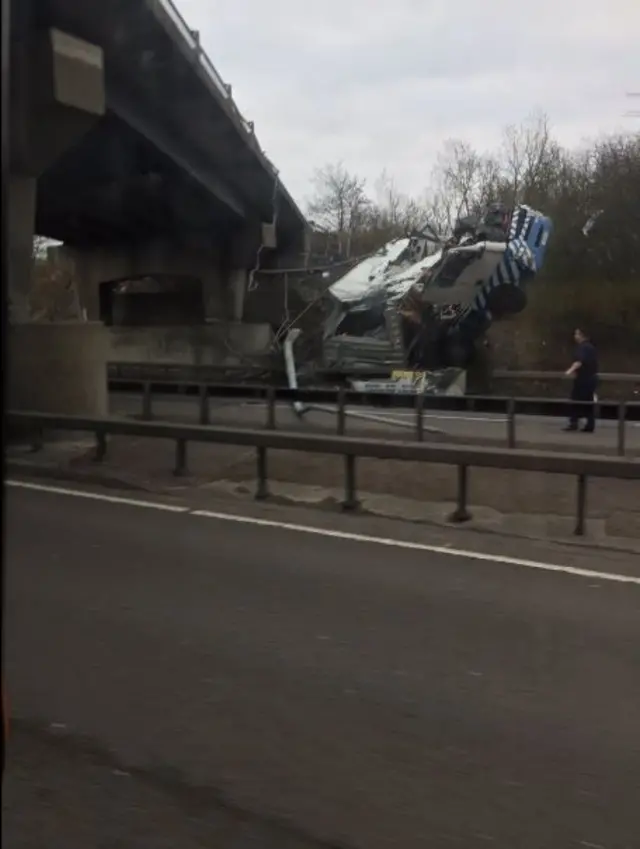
107, 322, 273, 366
9, 321, 108, 416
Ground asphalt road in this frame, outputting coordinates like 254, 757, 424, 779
5, 483, 640, 848
110, 391, 640, 454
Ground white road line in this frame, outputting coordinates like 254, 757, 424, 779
5, 480, 189, 512
189, 510, 640, 585
7, 479, 640, 585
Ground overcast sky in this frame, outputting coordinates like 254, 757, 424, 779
176, 0, 639, 208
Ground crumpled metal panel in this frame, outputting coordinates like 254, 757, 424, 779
318, 203, 552, 372
328, 204, 551, 316
328, 238, 411, 304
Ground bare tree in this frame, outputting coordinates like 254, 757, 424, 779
307, 163, 370, 258
420, 187, 454, 238
368, 170, 428, 237
500, 110, 561, 204
305, 120, 639, 293
373, 170, 405, 228
437, 139, 479, 222
425, 140, 502, 235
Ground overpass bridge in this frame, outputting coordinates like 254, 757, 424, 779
7, 0, 309, 415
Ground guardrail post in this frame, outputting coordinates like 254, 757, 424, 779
415, 391, 424, 442
142, 381, 152, 421
507, 397, 516, 449
266, 386, 276, 430
450, 465, 472, 523
617, 402, 627, 456
174, 439, 188, 476
255, 446, 269, 500
575, 474, 587, 536
94, 431, 107, 463
342, 454, 359, 511
199, 384, 210, 425
337, 388, 347, 435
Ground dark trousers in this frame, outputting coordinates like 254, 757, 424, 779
569, 379, 597, 430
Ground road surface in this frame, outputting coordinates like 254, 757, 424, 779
110, 391, 640, 454
5, 481, 640, 848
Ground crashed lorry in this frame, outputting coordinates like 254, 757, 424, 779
286, 203, 553, 395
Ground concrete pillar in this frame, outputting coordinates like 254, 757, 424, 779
229, 269, 248, 321
8, 175, 37, 322
223, 224, 262, 322
202, 267, 226, 321
8, 322, 108, 416
8, 26, 106, 314
10, 28, 106, 177
7, 28, 108, 416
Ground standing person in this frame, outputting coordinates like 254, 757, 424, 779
564, 328, 599, 432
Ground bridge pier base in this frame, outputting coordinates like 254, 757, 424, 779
8, 322, 108, 417
6, 28, 108, 416
7, 175, 37, 323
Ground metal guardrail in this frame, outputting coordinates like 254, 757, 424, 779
107, 378, 640, 455
8, 411, 640, 536
493, 370, 640, 384
108, 362, 640, 385
108, 362, 273, 382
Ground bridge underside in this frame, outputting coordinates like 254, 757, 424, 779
36, 114, 239, 249
8, 0, 308, 417
14, 0, 307, 250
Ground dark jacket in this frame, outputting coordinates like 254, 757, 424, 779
574, 341, 599, 386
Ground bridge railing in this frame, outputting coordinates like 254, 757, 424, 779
106, 376, 640, 456
8, 412, 640, 537
155, 0, 255, 136
107, 362, 640, 392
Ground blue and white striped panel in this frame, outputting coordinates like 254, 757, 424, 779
450, 249, 524, 336
510, 204, 553, 270
445, 204, 552, 345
